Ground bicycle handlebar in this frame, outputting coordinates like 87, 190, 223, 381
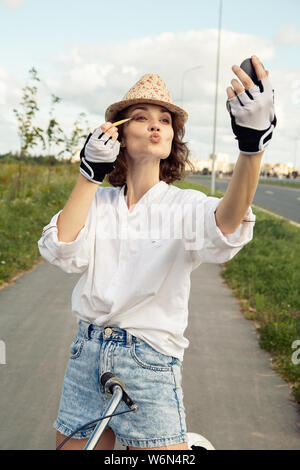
101, 372, 138, 411
56, 371, 138, 450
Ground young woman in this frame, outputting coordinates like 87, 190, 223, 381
38, 56, 276, 450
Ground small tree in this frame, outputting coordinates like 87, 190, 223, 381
12, 67, 44, 198
13, 67, 45, 159
43, 93, 64, 182
58, 112, 90, 162
45, 94, 64, 157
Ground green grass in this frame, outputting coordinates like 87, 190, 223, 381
257, 179, 300, 189
188, 173, 300, 189
173, 179, 224, 197
1, 162, 299, 410
0, 162, 79, 283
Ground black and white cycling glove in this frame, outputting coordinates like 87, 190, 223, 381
226, 76, 277, 155
80, 127, 120, 184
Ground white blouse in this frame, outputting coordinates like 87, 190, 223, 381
37, 180, 255, 361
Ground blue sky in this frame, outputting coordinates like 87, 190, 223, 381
1, 0, 300, 167
1, 0, 299, 76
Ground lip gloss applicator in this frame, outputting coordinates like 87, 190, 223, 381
98, 118, 132, 141
111, 117, 132, 127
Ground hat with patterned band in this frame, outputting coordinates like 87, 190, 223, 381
105, 73, 188, 126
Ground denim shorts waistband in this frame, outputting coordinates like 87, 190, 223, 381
78, 319, 139, 347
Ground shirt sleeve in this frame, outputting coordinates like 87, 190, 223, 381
37, 193, 97, 274
183, 191, 256, 270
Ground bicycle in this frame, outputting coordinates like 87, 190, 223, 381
56, 371, 215, 450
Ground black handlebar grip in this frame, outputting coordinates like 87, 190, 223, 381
100, 371, 114, 387
100, 371, 138, 411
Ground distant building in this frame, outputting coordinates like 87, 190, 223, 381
187, 155, 299, 178
187, 153, 234, 174
261, 162, 297, 177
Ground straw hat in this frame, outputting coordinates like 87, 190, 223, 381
105, 73, 188, 126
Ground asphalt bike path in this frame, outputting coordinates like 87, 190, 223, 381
0, 261, 299, 450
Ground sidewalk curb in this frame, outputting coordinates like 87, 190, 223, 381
252, 204, 300, 228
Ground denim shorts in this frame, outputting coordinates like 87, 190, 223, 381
53, 319, 187, 448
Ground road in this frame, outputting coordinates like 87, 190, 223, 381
187, 175, 300, 225
0, 261, 299, 450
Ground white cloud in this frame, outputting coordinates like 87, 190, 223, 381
47, 29, 275, 126
274, 25, 300, 46
1, 0, 24, 8
2, 29, 300, 169
0, 68, 9, 104
0, 82, 7, 105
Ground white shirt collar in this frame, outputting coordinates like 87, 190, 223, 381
119, 180, 169, 214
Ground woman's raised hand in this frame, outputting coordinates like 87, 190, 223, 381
226, 55, 277, 156
93, 122, 119, 142
79, 122, 120, 184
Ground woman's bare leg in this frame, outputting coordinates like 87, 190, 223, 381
56, 427, 116, 450
129, 441, 189, 450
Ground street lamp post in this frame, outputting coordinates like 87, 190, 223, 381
211, 0, 223, 196
294, 138, 299, 172
180, 66, 203, 179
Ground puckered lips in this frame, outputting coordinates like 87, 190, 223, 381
149, 133, 161, 143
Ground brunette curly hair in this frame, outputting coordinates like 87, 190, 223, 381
106, 107, 196, 187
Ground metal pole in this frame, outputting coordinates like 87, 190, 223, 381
84, 385, 123, 450
294, 138, 298, 172
211, 0, 223, 195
